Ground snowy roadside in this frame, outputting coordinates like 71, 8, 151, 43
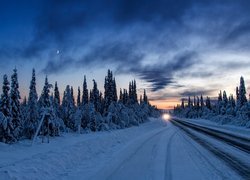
0, 118, 163, 180
172, 116, 250, 139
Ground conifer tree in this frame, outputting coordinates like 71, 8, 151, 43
205, 96, 211, 110
92, 80, 100, 111
104, 69, 116, 111
238, 76, 247, 107
71, 86, 75, 107
40, 76, 51, 108
26, 69, 38, 138
139, 95, 143, 104
0, 74, 15, 143
200, 95, 204, 109
181, 99, 185, 109
82, 75, 88, 105
188, 96, 192, 108
61, 85, 75, 129
143, 89, 148, 104
0, 75, 11, 117
77, 86, 81, 107
222, 91, 228, 105
10, 68, 22, 138
53, 81, 60, 116
113, 78, 117, 102
119, 89, 123, 103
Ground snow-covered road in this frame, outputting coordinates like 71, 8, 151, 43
0, 118, 248, 180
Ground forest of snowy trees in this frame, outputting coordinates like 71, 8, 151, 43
174, 76, 250, 128
0, 69, 159, 143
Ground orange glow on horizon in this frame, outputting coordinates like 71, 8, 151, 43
150, 99, 179, 110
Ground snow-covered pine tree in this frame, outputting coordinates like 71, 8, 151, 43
181, 99, 185, 109
77, 86, 81, 107
196, 96, 200, 109
139, 95, 143, 104
88, 103, 96, 131
0, 75, 11, 117
200, 95, 204, 109
26, 69, 39, 139
205, 96, 211, 110
61, 85, 75, 129
39, 76, 52, 139
238, 76, 247, 107
0, 75, 15, 143
71, 86, 75, 107
89, 90, 93, 103
216, 90, 223, 114
92, 79, 100, 112
188, 96, 192, 108
98, 91, 104, 114
113, 78, 117, 102
82, 75, 88, 105
133, 80, 138, 104
10, 68, 22, 139
143, 89, 148, 104
123, 89, 128, 105
119, 88, 123, 103
104, 69, 115, 111
53, 81, 60, 117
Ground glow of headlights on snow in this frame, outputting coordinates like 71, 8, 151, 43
162, 113, 171, 121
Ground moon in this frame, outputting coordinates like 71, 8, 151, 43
56, 50, 60, 54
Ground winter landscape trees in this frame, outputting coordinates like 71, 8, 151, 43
0, 69, 159, 144
174, 76, 250, 127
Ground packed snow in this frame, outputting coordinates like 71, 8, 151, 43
0, 118, 247, 180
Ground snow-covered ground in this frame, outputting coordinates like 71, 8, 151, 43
0, 118, 247, 180
172, 116, 250, 139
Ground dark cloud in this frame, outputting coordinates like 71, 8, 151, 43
42, 41, 143, 74
127, 51, 198, 91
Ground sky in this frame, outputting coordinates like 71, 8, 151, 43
0, 0, 250, 109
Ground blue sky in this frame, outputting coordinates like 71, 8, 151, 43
0, 0, 250, 109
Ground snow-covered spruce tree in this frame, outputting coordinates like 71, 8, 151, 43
10, 68, 22, 139
119, 89, 123, 103
61, 85, 75, 129
238, 76, 247, 108
188, 96, 192, 108
92, 80, 100, 112
81, 103, 90, 129
220, 90, 228, 115
122, 89, 129, 105
205, 96, 211, 110
39, 76, 52, 137
200, 95, 204, 109
77, 86, 81, 107
97, 91, 104, 114
88, 103, 96, 131
129, 80, 138, 104
139, 95, 143, 104
104, 69, 116, 112
71, 86, 75, 107
181, 99, 185, 109
82, 75, 88, 105
216, 90, 223, 115
25, 69, 39, 139
113, 78, 118, 102
143, 89, 148, 104
236, 77, 249, 126
0, 75, 16, 143
53, 81, 60, 117
226, 94, 236, 116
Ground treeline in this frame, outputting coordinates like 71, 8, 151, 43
174, 76, 250, 127
0, 69, 159, 143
